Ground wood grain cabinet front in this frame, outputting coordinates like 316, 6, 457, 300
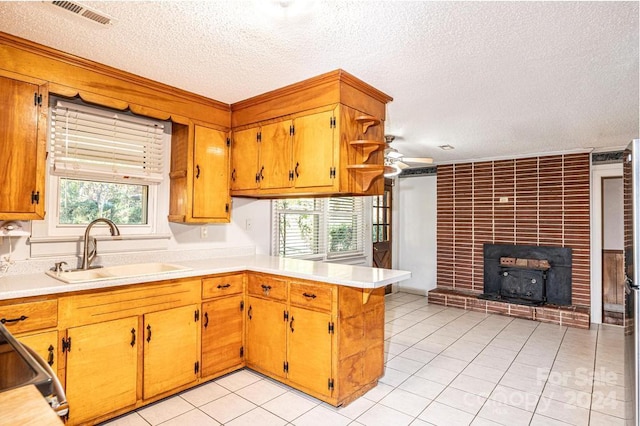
201, 295, 245, 378
169, 122, 231, 223
230, 70, 393, 197
0, 72, 48, 220
64, 316, 138, 426
201, 272, 246, 379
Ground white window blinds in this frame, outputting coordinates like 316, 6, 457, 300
272, 197, 365, 260
327, 197, 364, 257
50, 100, 165, 184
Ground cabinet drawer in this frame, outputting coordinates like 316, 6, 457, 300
290, 281, 333, 312
202, 274, 244, 299
247, 274, 287, 301
0, 299, 57, 334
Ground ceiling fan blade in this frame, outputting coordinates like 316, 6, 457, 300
401, 157, 434, 164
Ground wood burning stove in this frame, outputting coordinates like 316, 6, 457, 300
481, 244, 572, 306
497, 257, 549, 305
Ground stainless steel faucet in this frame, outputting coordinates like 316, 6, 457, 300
81, 218, 121, 270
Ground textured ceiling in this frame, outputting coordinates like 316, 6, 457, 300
0, 1, 638, 164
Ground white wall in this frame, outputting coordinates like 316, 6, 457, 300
0, 198, 272, 264
602, 177, 624, 250
396, 174, 438, 295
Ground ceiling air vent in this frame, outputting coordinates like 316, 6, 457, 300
50, 1, 115, 26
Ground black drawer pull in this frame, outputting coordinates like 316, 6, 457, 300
204, 312, 209, 328
146, 324, 152, 343
302, 293, 317, 299
0, 315, 28, 324
261, 284, 272, 291
217, 283, 231, 289
130, 328, 136, 347
47, 345, 54, 366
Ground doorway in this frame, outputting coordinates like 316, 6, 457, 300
373, 179, 393, 293
602, 176, 625, 324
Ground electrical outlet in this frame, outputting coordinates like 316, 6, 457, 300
499, 197, 509, 203
200, 226, 208, 239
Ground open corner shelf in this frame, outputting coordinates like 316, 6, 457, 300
345, 164, 384, 191
354, 115, 381, 134
349, 140, 386, 162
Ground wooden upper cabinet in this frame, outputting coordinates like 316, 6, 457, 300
169, 122, 231, 223
230, 127, 260, 191
0, 73, 47, 220
292, 109, 337, 190
260, 120, 293, 190
230, 70, 392, 197
192, 125, 231, 219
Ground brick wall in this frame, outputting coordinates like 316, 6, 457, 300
436, 153, 591, 308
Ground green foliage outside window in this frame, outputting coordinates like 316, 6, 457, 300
58, 179, 147, 225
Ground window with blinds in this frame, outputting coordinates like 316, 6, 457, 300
272, 197, 364, 260
50, 99, 165, 184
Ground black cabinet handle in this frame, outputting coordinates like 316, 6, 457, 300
302, 292, 317, 299
248, 305, 253, 320
146, 324, 152, 343
0, 315, 28, 324
130, 328, 136, 347
231, 169, 236, 181
196, 165, 200, 179
260, 166, 264, 180
295, 162, 300, 177
217, 283, 231, 289
204, 312, 209, 328
290, 316, 295, 333
47, 345, 54, 366
261, 284, 272, 291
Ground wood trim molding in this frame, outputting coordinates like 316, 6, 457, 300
0, 32, 230, 126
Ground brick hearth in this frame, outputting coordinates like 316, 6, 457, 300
428, 288, 590, 329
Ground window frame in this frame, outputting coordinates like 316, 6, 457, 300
29, 98, 171, 257
272, 196, 372, 264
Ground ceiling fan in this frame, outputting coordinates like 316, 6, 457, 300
383, 135, 433, 177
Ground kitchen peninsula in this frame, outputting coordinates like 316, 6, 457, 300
0, 255, 410, 425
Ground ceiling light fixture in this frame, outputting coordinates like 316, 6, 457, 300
438, 144, 455, 150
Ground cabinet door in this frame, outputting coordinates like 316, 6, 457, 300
16, 330, 58, 374
192, 125, 230, 220
0, 75, 46, 219
65, 317, 138, 425
143, 304, 199, 399
202, 295, 244, 377
231, 127, 260, 191
292, 110, 336, 189
287, 307, 333, 397
245, 296, 287, 379
260, 120, 292, 189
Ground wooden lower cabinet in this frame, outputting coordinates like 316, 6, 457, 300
287, 306, 332, 397
244, 277, 385, 406
9, 272, 385, 424
245, 296, 287, 379
143, 304, 199, 399
201, 294, 245, 377
16, 330, 58, 374
65, 316, 138, 425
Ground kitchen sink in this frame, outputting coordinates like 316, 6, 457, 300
46, 263, 192, 283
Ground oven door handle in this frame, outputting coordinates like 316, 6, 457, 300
22, 343, 69, 418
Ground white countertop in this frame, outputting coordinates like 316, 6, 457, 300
0, 255, 411, 300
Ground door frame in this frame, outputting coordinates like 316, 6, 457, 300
591, 162, 623, 324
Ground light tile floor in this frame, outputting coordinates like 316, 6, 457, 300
102, 292, 628, 426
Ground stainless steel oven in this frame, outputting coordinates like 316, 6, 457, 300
0, 324, 68, 418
